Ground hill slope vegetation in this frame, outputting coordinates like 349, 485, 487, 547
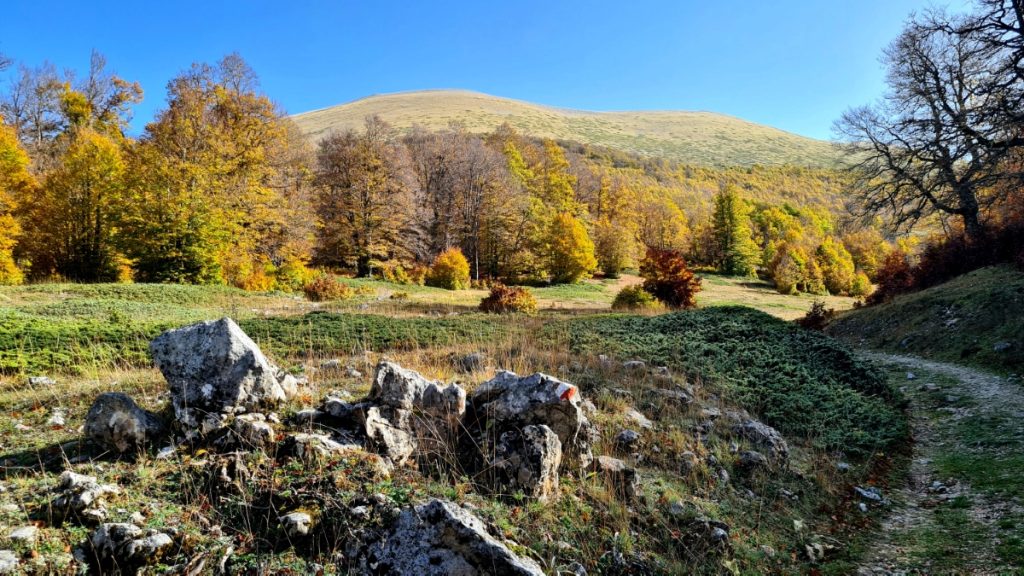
291, 90, 841, 168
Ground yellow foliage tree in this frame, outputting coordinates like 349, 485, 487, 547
547, 212, 597, 283
0, 119, 31, 284
426, 247, 471, 290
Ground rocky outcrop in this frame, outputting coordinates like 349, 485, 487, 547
150, 318, 291, 434
90, 523, 173, 572
489, 424, 562, 501
362, 499, 545, 575
732, 418, 789, 462
84, 393, 166, 454
49, 471, 121, 525
467, 370, 595, 470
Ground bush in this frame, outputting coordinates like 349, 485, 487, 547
274, 256, 314, 292
381, 261, 427, 286
303, 273, 354, 302
868, 249, 914, 304
479, 283, 537, 314
611, 285, 661, 311
850, 271, 873, 297
426, 248, 471, 290
796, 300, 835, 330
638, 246, 702, 309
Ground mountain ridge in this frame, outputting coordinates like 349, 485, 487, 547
290, 89, 841, 168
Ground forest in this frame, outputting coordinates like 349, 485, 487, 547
0, 52, 889, 299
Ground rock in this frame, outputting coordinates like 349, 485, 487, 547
150, 318, 288, 433
280, 433, 359, 467
364, 406, 418, 466
906, 372, 916, 380
50, 470, 121, 524
994, 341, 1013, 353
0, 550, 18, 574
320, 358, 344, 371
47, 408, 66, 427
456, 352, 487, 373
854, 486, 885, 503
363, 499, 544, 575
346, 366, 364, 379
614, 429, 641, 451
591, 455, 640, 500
27, 376, 56, 387
322, 396, 358, 420
624, 408, 653, 430
369, 361, 465, 417
736, 450, 769, 472
679, 451, 700, 475
668, 500, 690, 517
279, 510, 315, 538
155, 446, 177, 460
837, 462, 851, 473
732, 418, 789, 461
649, 388, 694, 406
130, 511, 146, 526
918, 383, 940, 392
8, 525, 37, 544
276, 370, 301, 400
682, 517, 731, 551
226, 413, 275, 450
489, 425, 562, 501
622, 360, 646, 371
653, 366, 671, 378
467, 370, 595, 470
85, 393, 166, 455
700, 406, 722, 420
90, 523, 173, 569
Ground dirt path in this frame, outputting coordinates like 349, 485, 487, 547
856, 352, 1024, 575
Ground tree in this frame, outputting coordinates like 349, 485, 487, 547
712, 185, 759, 276
0, 119, 31, 284
547, 212, 597, 283
426, 247, 470, 290
314, 116, 416, 277
836, 4, 1024, 240
593, 217, 636, 277
639, 246, 702, 309
815, 236, 857, 295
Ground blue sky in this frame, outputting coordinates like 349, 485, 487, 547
1, 0, 969, 140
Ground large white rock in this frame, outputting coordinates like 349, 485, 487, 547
363, 499, 545, 575
150, 318, 287, 432
489, 424, 562, 501
90, 523, 173, 569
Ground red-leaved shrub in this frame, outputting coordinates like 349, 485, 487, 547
639, 246, 702, 309
479, 283, 537, 314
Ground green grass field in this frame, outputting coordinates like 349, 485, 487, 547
291, 90, 841, 168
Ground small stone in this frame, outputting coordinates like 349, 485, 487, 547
668, 500, 689, 517
0, 550, 18, 574
456, 352, 487, 374
652, 366, 671, 378
14, 423, 31, 432
614, 429, 641, 451
854, 486, 885, 503
130, 511, 146, 526
858, 502, 868, 513
624, 408, 653, 430
155, 446, 177, 460
28, 376, 56, 387
679, 451, 700, 475
346, 366, 363, 379
90, 523, 173, 568
737, 450, 769, 472
8, 525, 38, 544
906, 372, 916, 380
993, 341, 1013, 353
320, 359, 343, 371
918, 383, 940, 392
591, 455, 640, 500
279, 511, 314, 537
836, 462, 851, 472
85, 392, 166, 454
47, 408, 66, 427
622, 360, 646, 372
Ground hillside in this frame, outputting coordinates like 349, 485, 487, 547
291, 90, 841, 168
827, 266, 1024, 374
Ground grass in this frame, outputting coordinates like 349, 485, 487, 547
827, 265, 1024, 374
291, 89, 841, 168
563, 307, 906, 454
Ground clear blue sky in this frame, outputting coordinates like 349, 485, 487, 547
1, 0, 968, 140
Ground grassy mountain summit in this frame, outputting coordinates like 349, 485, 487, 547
291, 90, 840, 168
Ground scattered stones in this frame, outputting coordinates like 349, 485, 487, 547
50, 470, 121, 524
225, 413, 275, 450
8, 525, 38, 544
455, 352, 487, 373
279, 510, 316, 538
625, 408, 653, 430
280, 433, 359, 467
90, 523, 173, 570
854, 486, 887, 505
700, 406, 722, 420
0, 550, 18, 574
467, 370, 595, 470
649, 387, 694, 406
993, 341, 1013, 353
732, 418, 789, 462
591, 455, 640, 500
362, 499, 545, 575
150, 318, 289, 434
85, 393, 166, 454
489, 424, 562, 501
27, 376, 56, 387
614, 429, 641, 451
682, 517, 731, 551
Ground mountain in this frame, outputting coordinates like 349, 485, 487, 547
290, 90, 840, 168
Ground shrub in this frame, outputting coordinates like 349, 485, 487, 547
479, 283, 537, 314
426, 248, 471, 290
868, 249, 914, 304
381, 261, 428, 286
547, 212, 598, 283
796, 300, 835, 330
274, 256, 314, 292
611, 285, 661, 311
639, 246, 702, 309
303, 273, 354, 302
850, 271, 873, 297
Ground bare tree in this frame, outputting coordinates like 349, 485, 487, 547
836, 5, 1024, 239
